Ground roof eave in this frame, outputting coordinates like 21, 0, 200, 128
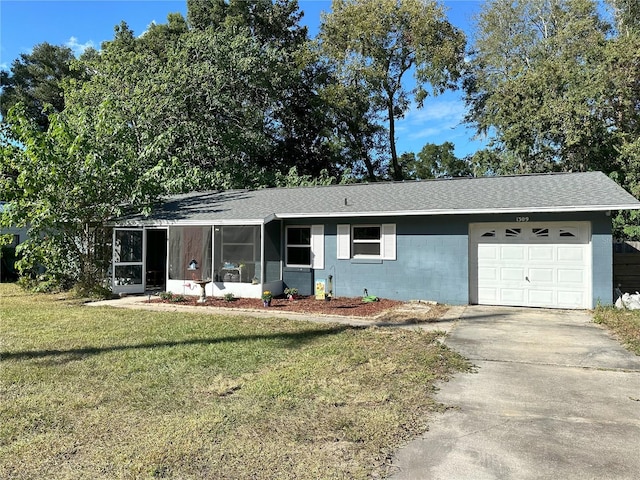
109, 203, 640, 226
275, 204, 640, 219
110, 218, 270, 227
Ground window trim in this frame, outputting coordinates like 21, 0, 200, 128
337, 223, 396, 261
351, 224, 382, 258
285, 225, 312, 267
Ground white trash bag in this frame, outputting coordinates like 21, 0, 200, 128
615, 292, 640, 310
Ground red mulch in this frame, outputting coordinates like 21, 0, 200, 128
150, 295, 403, 317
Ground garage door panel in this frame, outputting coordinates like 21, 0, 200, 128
557, 268, 584, 284
528, 289, 554, 305
528, 246, 554, 261
501, 268, 525, 281
557, 246, 584, 262
501, 246, 525, 260
500, 288, 526, 303
478, 245, 498, 260
478, 287, 498, 303
478, 267, 498, 281
556, 291, 585, 308
528, 268, 554, 283
471, 222, 591, 309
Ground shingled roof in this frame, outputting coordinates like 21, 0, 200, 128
118, 171, 640, 225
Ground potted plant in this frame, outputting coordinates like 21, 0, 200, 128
261, 290, 273, 307
284, 287, 298, 300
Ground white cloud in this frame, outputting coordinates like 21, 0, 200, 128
402, 99, 466, 128
65, 36, 95, 56
396, 98, 467, 143
394, 95, 487, 156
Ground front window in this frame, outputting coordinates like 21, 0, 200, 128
352, 225, 381, 257
286, 227, 311, 266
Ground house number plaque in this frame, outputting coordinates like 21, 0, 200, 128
515, 216, 530, 222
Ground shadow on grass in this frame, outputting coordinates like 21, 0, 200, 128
0, 325, 354, 363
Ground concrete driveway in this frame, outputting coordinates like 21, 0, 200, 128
389, 306, 640, 480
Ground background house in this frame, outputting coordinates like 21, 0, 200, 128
0, 202, 27, 282
111, 171, 640, 309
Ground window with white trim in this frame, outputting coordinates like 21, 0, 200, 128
352, 225, 381, 257
286, 226, 311, 267
286, 225, 324, 269
337, 224, 396, 260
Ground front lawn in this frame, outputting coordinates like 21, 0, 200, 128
0, 284, 469, 479
593, 306, 640, 355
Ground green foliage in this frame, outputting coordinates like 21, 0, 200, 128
608, 0, 640, 36
224, 292, 236, 302
1, 3, 376, 292
465, 0, 614, 172
0, 103, 159, 291
274, 166, 340, 187
159, 291, 175, 301
403, 142, 472, 179
465, 0, 640, 236
62, 3, 349, 190
320, 0, 466, 180
0, 42, 85, 130
158, 291, 187, 302
284, 287, 298, 297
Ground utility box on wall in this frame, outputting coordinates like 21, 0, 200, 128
283, 267, 313, 296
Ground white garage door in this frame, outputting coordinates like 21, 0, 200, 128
470, 222, 591, 309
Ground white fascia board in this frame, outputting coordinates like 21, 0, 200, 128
275, 204, 640, 219
110, 218, 270, 227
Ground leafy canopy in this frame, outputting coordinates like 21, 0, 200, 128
320, 0, 465, 180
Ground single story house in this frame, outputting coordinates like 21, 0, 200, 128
111, 171, 640, 309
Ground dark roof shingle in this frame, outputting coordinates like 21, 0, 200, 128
120, 172, 640, 224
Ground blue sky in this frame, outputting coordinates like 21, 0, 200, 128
1, 0, 486, 157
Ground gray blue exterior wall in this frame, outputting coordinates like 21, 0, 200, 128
591, 214, 614, 306
281, 211, 613, 307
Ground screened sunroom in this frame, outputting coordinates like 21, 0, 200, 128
111, 221, 282, 298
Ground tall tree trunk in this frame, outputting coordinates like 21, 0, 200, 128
388, 101, 403, 180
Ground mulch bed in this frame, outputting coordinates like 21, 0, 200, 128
150, 295, 404, 317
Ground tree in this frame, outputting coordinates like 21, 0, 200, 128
319, 77, 389, 181
320, 0, 466, 180
0, 104, 164, 291
464, 0, 615, 173
0, 43, 84, 130
609, 0, 640, 36
465, 0, 640, 237
403, 142, 472, 179
66, 3, 348, 190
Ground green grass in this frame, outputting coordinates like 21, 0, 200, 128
0, 284, 469, 479
594, 306, 640, 355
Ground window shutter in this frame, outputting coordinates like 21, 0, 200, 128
381, 224, 396, 260
337, 224, 350, 259
311, 225, 324, 269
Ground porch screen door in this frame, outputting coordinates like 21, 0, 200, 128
112, 228, 145, 294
